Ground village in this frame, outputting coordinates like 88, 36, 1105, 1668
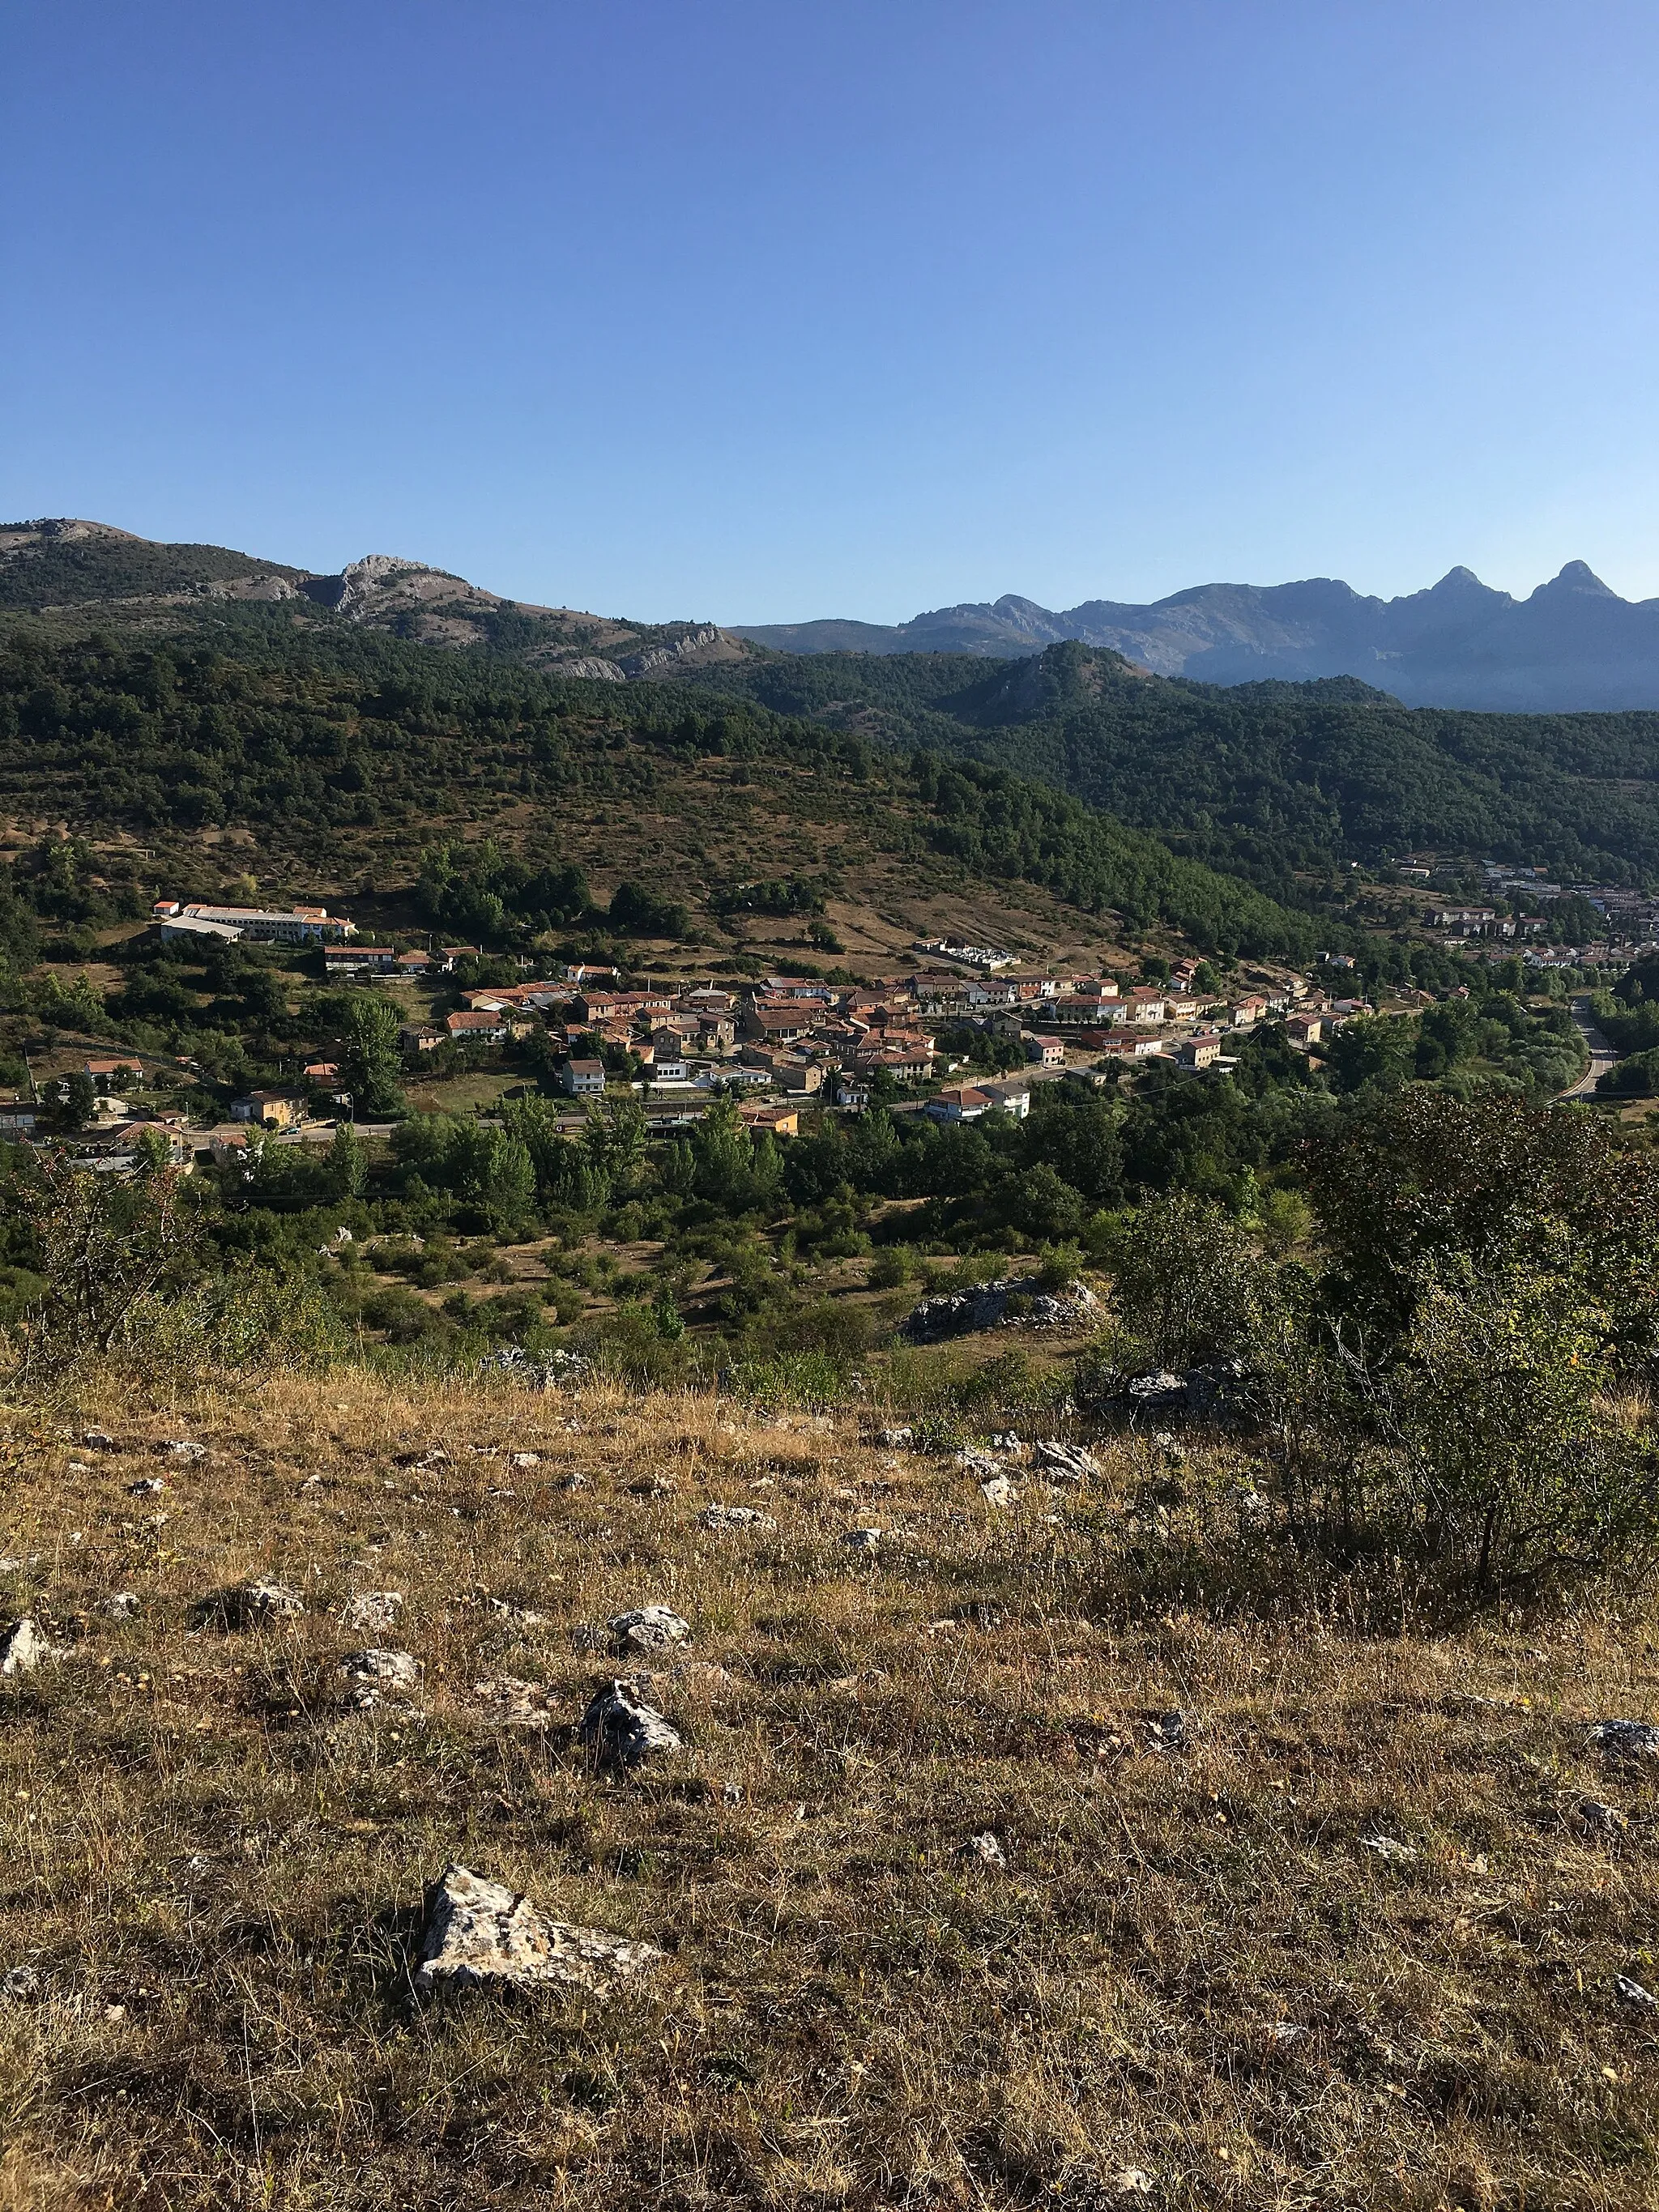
0, 897, 1408, 1172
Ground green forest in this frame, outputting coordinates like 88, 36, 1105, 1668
0, 622, 1324, 957
676, 639, 1659, 889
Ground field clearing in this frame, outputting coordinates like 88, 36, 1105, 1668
0, 1368, 1653, 2208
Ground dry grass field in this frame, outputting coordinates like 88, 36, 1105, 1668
0, 1367, 1654, 2210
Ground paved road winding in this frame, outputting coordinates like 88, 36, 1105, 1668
1557, 993, 1620, 1100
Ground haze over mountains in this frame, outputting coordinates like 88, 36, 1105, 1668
734, 562, 1659, 713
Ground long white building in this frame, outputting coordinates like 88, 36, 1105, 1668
154, 900, 356, 946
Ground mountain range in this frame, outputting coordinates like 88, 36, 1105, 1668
733, 562, 1659, 713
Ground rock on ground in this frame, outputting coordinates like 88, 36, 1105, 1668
959, 1831, 1007, 1868
1034, 1440, 1100, 1482
979, 1477, 1017, 1507
610, 1605, 692, 1655
1590, 1719, 1659, 1762
160, 1440, 209, 1464
903, 1277, 1099, 1344
341, 1649, 422, 1696
473, 1677, 558, 1728
0, 1618, 63, 1674
578, 1680, 684, 1767
414, 1864, 663, 1995
343, 1591, 403, 1634
697, 1505, 775, 1532
237, 1581, 305, 1623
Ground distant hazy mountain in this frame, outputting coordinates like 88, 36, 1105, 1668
734, 563, 1659, 712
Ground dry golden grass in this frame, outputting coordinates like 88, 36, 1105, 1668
0, 1368, 1653, 2208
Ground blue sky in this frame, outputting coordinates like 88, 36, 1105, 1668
4, 2, 1658, 620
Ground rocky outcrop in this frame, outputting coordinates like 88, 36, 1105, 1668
414, 1864, 663, 1996
554, 655, 628, 683
902, 1278, 1098, 1343
616, 624, 723, 677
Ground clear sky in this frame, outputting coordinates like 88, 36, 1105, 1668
4, 2, 1658, 621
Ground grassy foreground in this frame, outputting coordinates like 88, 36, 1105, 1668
0, 1369, 1654, 2210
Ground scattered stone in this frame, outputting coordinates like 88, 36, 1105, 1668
1149, 1710, 1192, 1751
509, 1451, 541, 1469
1590, 1719, 1659, 1763
480, 1347, 592, 1389
1266, 2020, 1306, 2043
875, 1426, 913, 1448
610, 1605, 692, 1656
1361, 1833, 1419, 1863
990, 1431, 1022, 1452
486, 1596, 545, 1629
958, 1448, 1004, 1481
342, 1648, 422, 1691
159, 1440, 207, 1464
903, 1277, 1098, 1343
962, 1600, 1004, 1631
101, 1592, 141, 1619
81, 1429, 116, 1451
1575, 1796, 1628, 1838
1235, 1489, 1273, 1532
341, 1649, 422, 1708
1614, 1973, 1658, 2010
842, 1527, 883, 1554
578, 1679, 684, 1767
414, 1863, 662, 1996
697, 1505, 774, 1532
237, 1581, 305, 1623
1126, 1370, 1184, 1408
127, 1477, 165, 1497
1034, 1440, 1099, 1483
473, 1677, 557, 1728
628, 1475, 677, 1498
979, 1477, 1017, 1507
722, 1781, 744, 1805
1118, 1362, 1248, 1425
343, 1591, 403, 1634
959, 1831, 1006, 1869
556, 1472, 591, 1492
1114, 2172, 1154, 2198
0, 1965, 41, 2001
0, 1617, 63, 1674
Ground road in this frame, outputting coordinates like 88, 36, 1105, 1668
1556, 994, 1620, 1100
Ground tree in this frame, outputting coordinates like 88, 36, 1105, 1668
480, 1132, 536, 1234
322, 1120, 366, 1201
8, 1154, 204, 1376
339, 995, 404, 1118
58, 1070, 96, 1132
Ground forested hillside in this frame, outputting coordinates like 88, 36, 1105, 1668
676, 640, 1659, 889
0, 621, 1324, 958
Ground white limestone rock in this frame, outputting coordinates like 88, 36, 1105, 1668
414, 1864, 663, 1996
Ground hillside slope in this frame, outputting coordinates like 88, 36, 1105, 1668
675, 641, 1659, 888
2, 1365, 1653, 2209
0, 621, 1326, 961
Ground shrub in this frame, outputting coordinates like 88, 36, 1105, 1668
1382, 1263, 1659, 1593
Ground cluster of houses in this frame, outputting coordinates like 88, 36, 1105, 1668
387, 957, 1372, 1123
